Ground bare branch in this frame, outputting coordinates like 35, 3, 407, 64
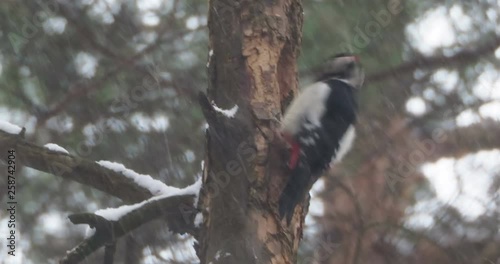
427, 119, 500, 162
366, 36, 500, 83
35, 67, 121, 129
103, 243, 116, 264
364, 222, 458, 262
36, 2, 200, 127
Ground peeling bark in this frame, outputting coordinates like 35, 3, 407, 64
197, 0, 304, 263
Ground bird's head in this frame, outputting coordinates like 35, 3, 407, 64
316, 53, 364, 89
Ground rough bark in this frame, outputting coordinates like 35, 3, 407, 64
196, 0, 303, 263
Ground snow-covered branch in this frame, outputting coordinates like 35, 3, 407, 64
0, 123, 203, 263
61, 180, 201, 264
0, 128, 159, 203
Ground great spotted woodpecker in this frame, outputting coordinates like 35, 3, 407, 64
278, 54, 364, 223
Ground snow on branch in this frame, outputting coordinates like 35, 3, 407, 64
61, 175, 201, 264
211, 102, 239, 118
63, 178, 201, 263
0, 128, 203, 262
0, 129, 156, 203
0, 120, 22, 134
44, 143, 70, 154
62, 167, 202, 263
62, 183, 200, 264
94, 178, 202, 221
96, 160, 186, 196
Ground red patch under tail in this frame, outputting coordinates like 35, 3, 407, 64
282, 132, 300, 169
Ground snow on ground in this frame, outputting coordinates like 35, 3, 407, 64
43, 143, 69, 154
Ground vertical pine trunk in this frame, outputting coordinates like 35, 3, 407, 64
196, 0, 304, 263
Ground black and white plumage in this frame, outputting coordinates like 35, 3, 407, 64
278, 54, 364, 223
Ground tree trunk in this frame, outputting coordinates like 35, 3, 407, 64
196, 0, 303, 263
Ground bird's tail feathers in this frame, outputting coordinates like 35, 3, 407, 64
278, 163, 311, 224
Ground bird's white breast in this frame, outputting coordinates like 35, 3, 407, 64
281, 82, 331, 135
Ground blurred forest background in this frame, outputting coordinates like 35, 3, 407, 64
0, 0, 499, 263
